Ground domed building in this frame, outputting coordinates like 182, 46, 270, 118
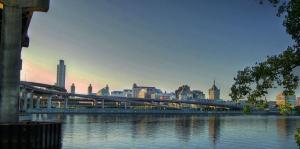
208, 80, 220, 100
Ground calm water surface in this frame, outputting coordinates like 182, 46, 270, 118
33, 114, 300, 149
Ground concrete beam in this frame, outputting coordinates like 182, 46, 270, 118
0, 0, 49, 12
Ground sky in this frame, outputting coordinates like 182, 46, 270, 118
21, 0, 299, 100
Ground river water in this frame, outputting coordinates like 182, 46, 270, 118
33, 114, 300, 149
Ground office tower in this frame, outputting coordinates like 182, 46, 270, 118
208, 80, 220, 100
56, 60, 66, 88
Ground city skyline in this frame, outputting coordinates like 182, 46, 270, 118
2, 0, 300, 149
20, 0, 299, 100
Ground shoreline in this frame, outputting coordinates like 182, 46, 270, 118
23, 108, 282, 115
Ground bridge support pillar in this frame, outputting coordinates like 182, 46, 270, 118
94, 100, 97, 107
64, 97, 68, 109
0, 0, 49, 123
47, 96, 52, 109
36, 96, 40, 109
22, 90, 28, 111
124, 101, 127, 110
28, 92, 33, 110
0, 4, 22, 122
102, 99, 104, 109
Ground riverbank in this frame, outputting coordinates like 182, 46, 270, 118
24, 108, 281, 115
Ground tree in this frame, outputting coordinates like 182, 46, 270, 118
230, 0, 300, 103
295, 128, 300, 148
243, 105, 252, 114
279, 102, 293, 114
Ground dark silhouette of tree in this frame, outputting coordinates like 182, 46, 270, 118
230, 0, 300, 102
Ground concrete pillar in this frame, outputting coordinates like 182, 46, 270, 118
102, 99, 104, 109
47, 95, 52, 109
22, 90, 28, 111
124, 101, 127, 110
0, 4, 22, 122
64, 97, 68, 108
28, 92, 33, 110
0, 0, 50, 123
36, 96, 40, 109
94, 99, 97, 107
19, 89, 25, 111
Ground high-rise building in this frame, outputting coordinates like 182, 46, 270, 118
276, 92, 296, 107
71, 83, 75, 94
296, 97, 300, 107
88, 84, 93, 95
56, 60, 66, 88
208, 80, 220, 100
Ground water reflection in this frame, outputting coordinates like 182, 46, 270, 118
175, 116, 192, 142
31, 114, 300, 149
208, 116, 220, 145
276, 117, 300, 137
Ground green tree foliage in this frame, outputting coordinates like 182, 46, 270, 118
242, 105, 251, 114
295, 128, 300, 148
294, 106, 300, 114
256, 100, 269, 109
230, 0, 300, 103
279, 102, 293, 114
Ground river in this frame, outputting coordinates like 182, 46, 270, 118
32, 114, 300, 149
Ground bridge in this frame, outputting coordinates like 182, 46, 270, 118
18, 81, 245, 114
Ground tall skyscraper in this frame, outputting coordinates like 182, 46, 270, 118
71, 83, 75, 94
56, 60, 66, 88
208, 80, 220, 100
88, 84, 93, 95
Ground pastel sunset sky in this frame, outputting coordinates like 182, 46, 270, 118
21, 0, 299, 100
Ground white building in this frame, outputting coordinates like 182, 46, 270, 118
111, 91, 124, 97
151, 92, 175, 100
123, 89, 133, 97
132, 83, 157, 99
56, 60, 66, 88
